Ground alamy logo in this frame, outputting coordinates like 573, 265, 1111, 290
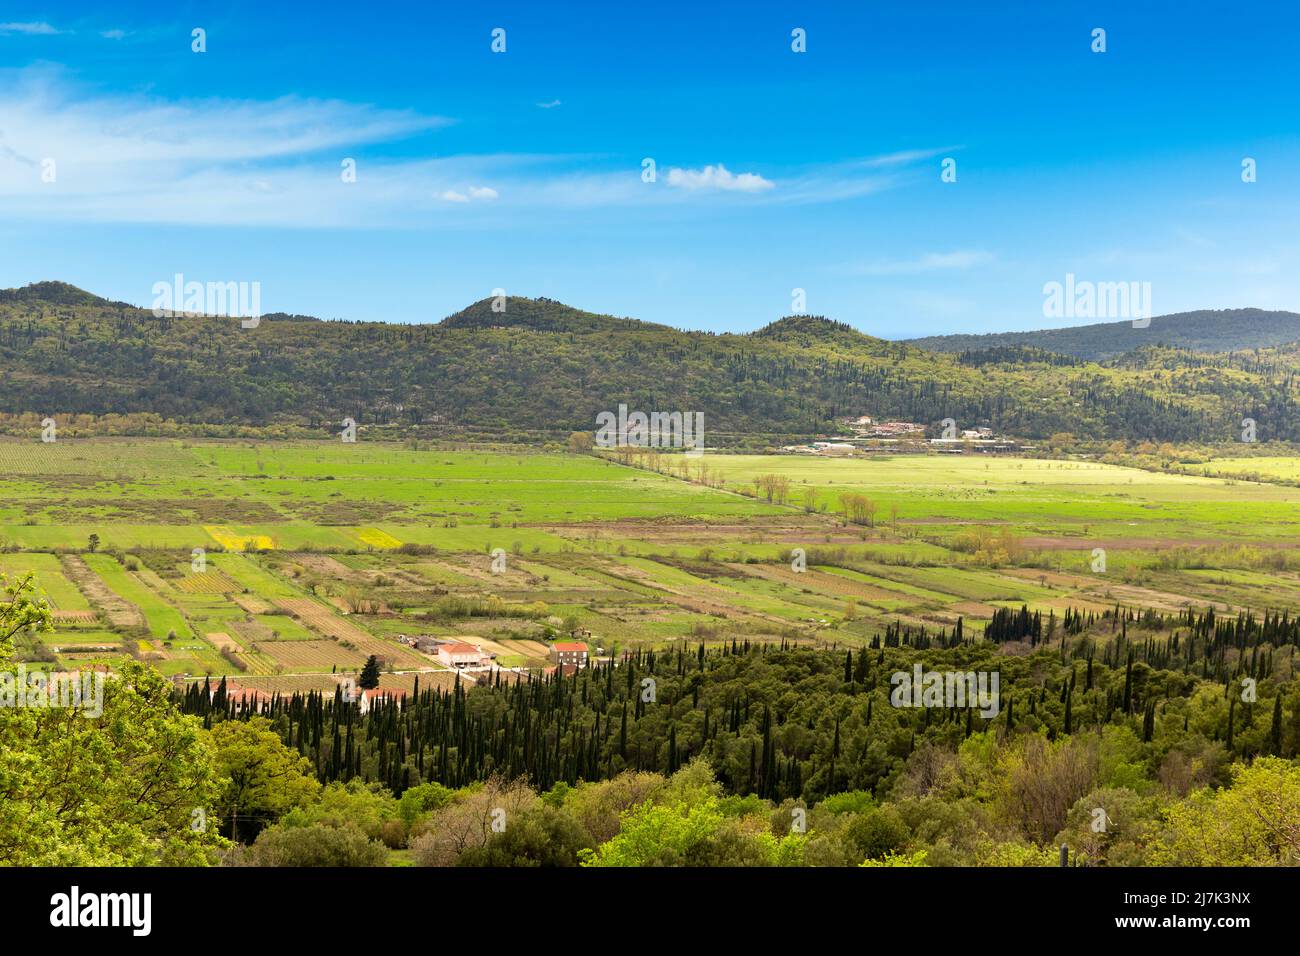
0, 665, 105, 718
151, 273, 262, 328
595, 404, 703, 456
1042, 273, 1152, 327
890, 664, 1000, 718
50, 886, 151, 936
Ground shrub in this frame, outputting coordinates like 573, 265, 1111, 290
246, 823, 387, 867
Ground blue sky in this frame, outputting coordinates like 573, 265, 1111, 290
1, 0, 1298, 337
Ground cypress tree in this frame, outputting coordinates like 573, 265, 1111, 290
1122, 655, 1133, 714
619, 702, 628, 759
359, 655, 381, 690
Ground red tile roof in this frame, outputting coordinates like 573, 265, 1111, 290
440, 642, 484, 655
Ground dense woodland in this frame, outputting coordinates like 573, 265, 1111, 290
2, 283, 1299, 443
909, 307, 1300, 361
139, 603, 1300, 867
175, 606, 1300, 802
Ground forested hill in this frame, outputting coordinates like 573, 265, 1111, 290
906, 308, 1300, 362
0, 282, 1297, 443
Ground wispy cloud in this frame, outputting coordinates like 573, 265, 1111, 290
0, 75, 446, 165
536, 99, 562, 109
0, 71, 454, 225
0, 21, 60, 35
851, 250, 994, 276
0, 71, 944, 227
859, 147, 959, 169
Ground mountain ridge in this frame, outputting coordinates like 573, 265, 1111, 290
2, 281, 1296, 443
10, 282, 1296, 360
906, 308, 1300, 361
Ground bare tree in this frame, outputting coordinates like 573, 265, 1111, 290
409, 776, 538, 866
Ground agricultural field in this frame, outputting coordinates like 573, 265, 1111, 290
1182, 455, 1300, 483
1, 438, 1298, 693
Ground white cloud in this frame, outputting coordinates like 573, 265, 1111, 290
0, 21, 60, 35
852, 250, 994, 276
0, 73, 447, 167
0, 71, 458, 225
101, 29, 127, 40
0, 71, 941, 227
665, 164, 774, 192
536, 99, 562, 109
439, 185, 498, 203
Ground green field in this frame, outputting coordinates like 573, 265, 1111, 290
0, 553, 90, 609
700, 453, 1300, 542
1184, 455, 1300, 482
2, 439, 1297, 686
83, 553, 192, 641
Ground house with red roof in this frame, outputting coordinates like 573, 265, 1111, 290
549, 641, 588, 668
358, 686, 407, 715
437, 641, 491, 669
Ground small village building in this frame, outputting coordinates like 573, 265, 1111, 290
550, 641, 589, 668
208, 679, 274, 708
358, 687, 407, 715
437, 641, 491, 669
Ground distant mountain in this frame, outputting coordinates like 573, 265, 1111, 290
440, 297, 667, 334
906, 309, 1300, 361
752, 315, 887, 349
0, 283, 1297, 443
0, 281, 116, 308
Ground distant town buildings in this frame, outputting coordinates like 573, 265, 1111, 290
868, 421, 927, 437
779, 417, 1017, 456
